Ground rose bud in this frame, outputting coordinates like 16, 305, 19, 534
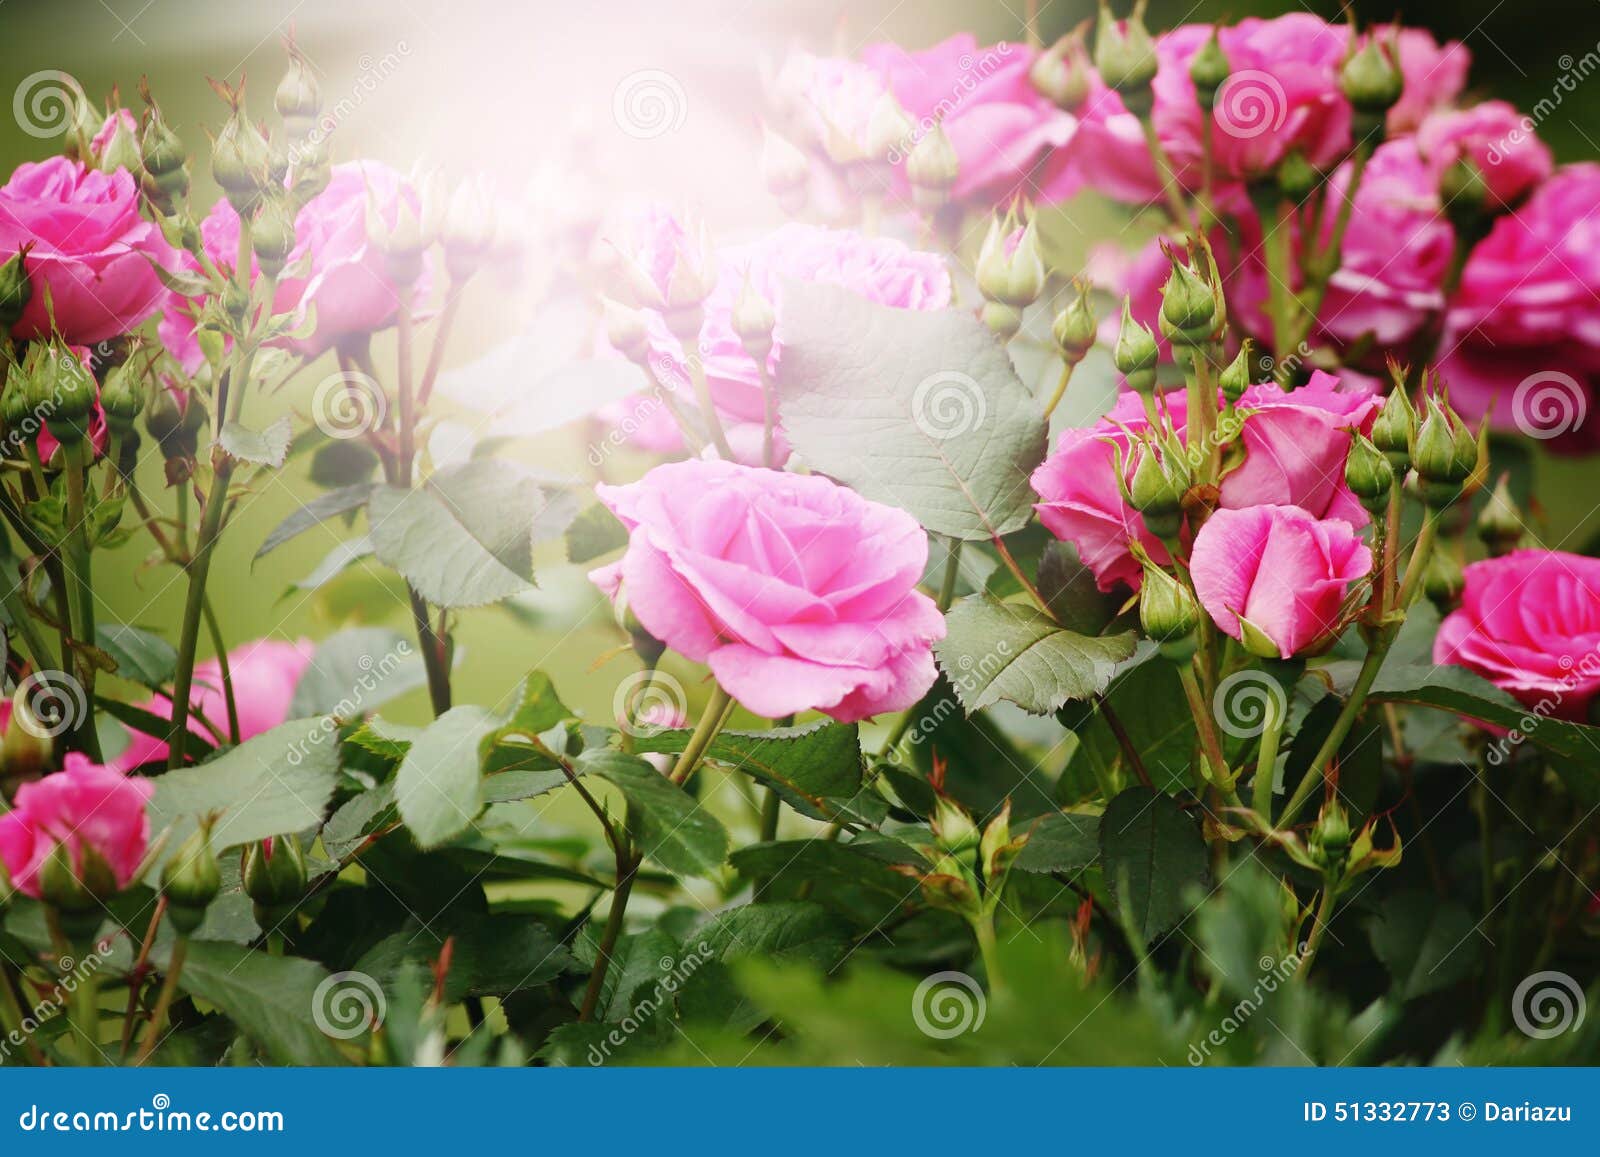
442, 177, 497, 281
1344, 433, 1395, 515
1422, 549, 1465, 610
140, 107, 189, 202
1370, 386, 1417, 472
1310, 801, 1353, 868
1188, 28, 1229, 110
1218, 342, 1253, 405
1160, 256, 1216, 348
1477, 476, 1525, 556
275, 44, 322, 129
601, 296, 650, 364
162, 822, 222, 935
1126, 437, 1189, 540
1094, 0, 1159, 115
99, 358, 145, 433
1114, 298, 1160, 394
905, 122, 960, 211
864, 92, 914, 165
43, 346, 97, 448
242, 834, 308, 926
1276, 150, 1318, 200
977, 216, 1045, 311
1052, 280, 1097, 365
0, 246, 31, 332
1138, 557, 1200, 661
1031, 32, 1091, 112
932, 795, 980, 854
211, 106, 273, 212
248, 194, 297, 279
1413, 393, 1478, 507
1340, 36, 1404, 126
732, 277, 777, 365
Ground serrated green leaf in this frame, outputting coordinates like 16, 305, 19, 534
1013, 811, 1100, 874
96, 621, 177, 687
1099, 787, 1208, 944
288, 626, 429, 718
395, 706, 498, 848
220, 416, 292, 467
937, 595, 1136, 714
565, 501, 629, 564
584, 750, 729, 877
629, 721, 863, 820
1369, 890, 1478, 1000
255, 483, 375, 562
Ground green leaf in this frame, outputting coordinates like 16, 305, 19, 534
255, 483, 375, 562
367, 461, 555, 608
220, 416, 292, 468
288, 626, 429, 718
96, 696, 215, 762
1099, 787, 1208, 944
95, 621, 177, 687
565, 501, 628, 564
1369, 890, 1478, 1000
937, 595, 1136, 714
629, 721, 863, 820
353, 914, 575, 1001
160, 939, 347, 1064
584, 750, 729, 877
1013, 811, 1100, 874
730, 839, 922, 928
147, 717, 341, 858
776, 283, 1048, 540
394, 706, 498, 849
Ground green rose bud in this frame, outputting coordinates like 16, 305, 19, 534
1340, 36, 1404, 119
1114, 298, 1160, 393
99, 359, 145, 429
1188, 29, 1230, 109
44, 347, 96, 447
1218, 342, 1253, 404
601, 296, 650, 364
275, 45, 322, 124
1031, 33, 1091, 111
1139, 560, 1200, 649
732, 277, 777, 364
760, 127, 810, 214
1476, 475, 1524, 556
242, 835, 307, 910
1160, 257, 1216, 345
1276, 150, 1318, 200
1094, 0, 1159, 115
211, 104, 273, 211
1310, 801, 1352, 867
1413, 394, 1477, 507
932, 795, 981, 855
1344, 433, 1395, 514
976, 216, 1045, 308
1422, 549, 1465, 610
249, 195, 298, 279
1128, 439, 1189, 540
905, 123, 959, 211
0, 246, 32, 332
162, 824, 222, 934
1370, 386, 1417, 472
1052, 281, 1098, 364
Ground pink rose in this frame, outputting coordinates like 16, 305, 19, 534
159, 161, 430, 368
1417, 102, 1553, 208
862, 35, 1076, 205
112, 638, 314, 770
1387, 30, 1470, 135
0, 157, 174, 345
775, 51, 890, 161
1031, 371, 1376, 591
619, 217, 950, 464
1190, 504, 1372, 658
590, 459, 943, 722
0, 753, 153, 898
1435, 551, 1600, 721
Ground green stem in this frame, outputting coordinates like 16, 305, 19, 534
1041, 362, 1073, 421
937, 539, 963, 611
973, 908, 1004, 992
1473, 756, 1496, 914
71, 969, 101, 1065
1263, 199, 1299, 373
200, 598, 240, 745
992, 534, 1054, 622
135, 935, 187, 1065
1140, 118, 1196, 234
167, 462, 232, 770
759, 787, 781, 843
1396, 510, 1441, 610
1280, 631, 1394, 827
62, 439, 101, 760
1251, 687, 1284, 819
0, 965, 46, 1065
1296, 882, 1339, 982
668, 683, 733, 785
688, 360, 735, 460
1178, 662, 1228, 791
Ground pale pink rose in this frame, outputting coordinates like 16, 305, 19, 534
0, 753, 153, 898
1190, 504, 1372, 658
91, 109, 139, 157
862, 35, 1077, 205
1387, 29, 1470, 135
159, 161, 430, 368
1031, 371, 1376, 591
621, 219, 950, 465
775, 51, 890, 160
112, 638, 314, 770
590, 459, 943, 722
0, 157, 175, 344
1435, 550, 1600, 721
1417, 102, 1552, 208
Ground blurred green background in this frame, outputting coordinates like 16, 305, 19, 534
0, 0, 1596, 739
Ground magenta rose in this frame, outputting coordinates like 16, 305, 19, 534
1435, 550, 1600, 721
590, 459, 943, 722
0, 157, 174, 345
1387, 29, 1470, 135
1417, 102, 1553, 208
160, 161, 430, 369
0, 753, 153, 898
862, 35, 1076, 205
621, 218, 949, 464
111, 638, 314, 770
1190, 504, 1372, 658
1031, 371, 1376, 591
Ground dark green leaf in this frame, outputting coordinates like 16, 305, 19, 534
1099, 787, 1208, 944
630, 721, 863, 820
1013, 811, 1100, 874
565, 501, 628, 564
584, 750, 729, 877
161, 940, 347, 1064
95, 622, 177, 687
1369, 890, 1479, 1000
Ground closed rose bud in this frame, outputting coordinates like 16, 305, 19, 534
1052, 281, 1097, 363
1441, 157, 1489, 224
1345, 433, 1395, 514
140, 109, 186, 178
45, 347, 96, 446
0, 247, 32, 331
1, 691, 52, 792
1139, 560, 1200, 650
1276, 150, 1318, 200
97, 116, 141, 176
1413, 394, 1477, 507
211, 109, 272, 209
275, 47, 321, 123
1340, 37, 1404, 119
1310, 801, 1352, 866
0, 362, 31, 431
1371, 387, 1416, 472
1423, 550, 1465, 609
162, 824, 221, 934
731, 278, 777, 364
242, 834, 307, 920
249, 196, 298, 278
99, 359, 145, 429
905, 122, 959, 210
602, 296, 650, 363
1476, 475, 1524, 556
932, 795, 980, 854
1218, 342, 1252, 404
1188, 29, 1229, 109
1114, 298, 1159, 393
980, 300, 1023, 341
1160, 257, 1215, 344
865, 92, 914, 165
1031, 34, 1091, 111
1095, 0, 1159, 112
977, 217, 1045, 308
760, 126, 810, 214
1128, 440, 1189, 539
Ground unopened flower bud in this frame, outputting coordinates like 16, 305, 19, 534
40, 841, 118, 940
211, 108, 272, 211
1128, 441, 1188, 539
602, 296, 650, 363
45, 347, 96, 446
865, 92, 914, 164
1476, 475, 1524, 556
905, 122, 959, 211
1371, 386, 1417, 472
1276, 150, 1318, 200
1031, 33, 1091, 111
1160, 257, 1216, 345
99, 359, 145, 430
1423, 550, 1464, 610
932, 795, 980, 854
97, 115, 141, 176
732, 278, 777, 365
242, 835, 307, 922
1345, 433, 1395, 514
1189, 29, 1230, 109
1139, 560, 1200, 652
249, 196, 298, 279
979, 801, 1024, 882
1441, 158, 1489, 225
760, 126, 810, 214
1094, 0, 1159, 115
977, 217, 1045, 308
1340, 37, 1404, 119
0, 246, 32, 332
275, 46, 322, 124
162, 823, 222, 934
1413, 394, 1478, 507
1052, 281, 1097, 364
1311, 802, 1352, 865
1218, 342, 1252, 404
1, 688, 52, 790
140, 109, 186, 179
1114, 298, 1159, 393
442, 177, 496, 281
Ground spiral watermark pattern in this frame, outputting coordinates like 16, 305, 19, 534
14, 670, 88, 739
614, 670, 689, 736
312, 970, 387, 1040
312, 371, 387, 440
612, 70, 687, 140
1211, 670, 1286, 740
912, 371, 986, 441
13, 70, 87, 138
1511, 970, 1586, 1039
911, 970, 987, 1039
1511, 371, 1587, 440
1214, 70, 1287, 140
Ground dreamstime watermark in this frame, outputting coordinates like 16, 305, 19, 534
285, 640, 413, 766
912, 371, 987, 440
587, 350, 697, 468
911, 970, 987, 1039
881, 43, 1016, 164
1214, 70, 1287, 141
585, 942, 714, 1064
614, 669, 688, 736
0, 945, 113, 1060
1484, 645, 1600, 766
1186, 943, 1306, 1064
883, 640, 1015, 762
1211, 669, 1287, 741
285, 43, 412, 167
12, 670, 88, 740
612, 70, 688, 140
312, 970, 387, 1040
1484, 44, 1600, 167
16, 1094, 284, 1134
312, 369, 388, 440
13, 69, 86, 139
1511, 970, 1586, 1039
1511, 370, 1587, 441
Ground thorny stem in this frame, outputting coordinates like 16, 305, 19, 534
669, 684, 734, 785
1295, 882, 1339, 982
991, 534, 1054, 622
